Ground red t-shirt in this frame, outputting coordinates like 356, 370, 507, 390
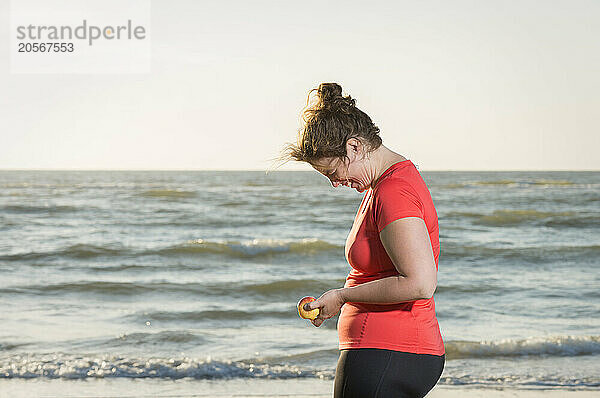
338, 159, 445, 356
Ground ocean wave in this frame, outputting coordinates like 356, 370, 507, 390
445, 335, 600, 359
0, 183, 75, 188
440, 179, 579, 189
0, 342, 31, 351
0, 238, 343, 262
543, 215, 600, 228
0, 353, 324, 380
2, 340, 599, 384
435, 283, 515, 294
1, 278, 343, 299
139, 189, 197, 199
239, 279, 343, 296
125, 217, 276, 228
220, 200, 249, 207
446, 209, 573, 220
102, 330, 206, 346
0, 215, 18, 229
529, 179, 576, 186
134, 309, 292, 322
440, 376, 599, 388
152, 238, 342, 258
88, 264, 156, 273
0, 244, 125, 261
443, 209, 594, 227
0, 281, 156, 296
255, 348, 340, 368
441, 242, 600, 262
0, 204, 78, 214
472, 179, 520, 186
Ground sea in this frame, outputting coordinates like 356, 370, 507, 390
0, 167, 598, 392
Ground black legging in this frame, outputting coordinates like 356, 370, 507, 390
334, 348, 445, 398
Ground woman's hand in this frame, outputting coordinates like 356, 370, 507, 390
304, 288, 346, 327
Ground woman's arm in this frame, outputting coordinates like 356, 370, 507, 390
343, 216, 437, 303
305, 217, 437, 327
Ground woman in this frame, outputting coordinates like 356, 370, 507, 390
283, 83, 445, 398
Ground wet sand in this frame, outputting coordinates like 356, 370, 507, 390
1, 378, 597, 397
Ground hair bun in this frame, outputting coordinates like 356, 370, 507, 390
318, 83, 343, 103
316, 82, 356, 113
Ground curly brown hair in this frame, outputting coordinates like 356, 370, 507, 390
281, 83, 382, 166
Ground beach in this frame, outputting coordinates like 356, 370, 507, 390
1, 170, 598, 395
1, 378, 598, 397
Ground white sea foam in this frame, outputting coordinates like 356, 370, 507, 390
446, 335, 600, 359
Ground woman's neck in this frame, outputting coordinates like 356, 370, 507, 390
368, 145, 408, 188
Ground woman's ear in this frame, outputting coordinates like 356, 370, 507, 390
346, 138, 364, 159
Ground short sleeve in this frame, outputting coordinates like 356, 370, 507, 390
373, 178, 424, 233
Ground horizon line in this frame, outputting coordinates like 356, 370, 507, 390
0, 168, 598, 172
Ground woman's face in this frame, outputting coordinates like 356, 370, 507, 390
311, 154, 370, 193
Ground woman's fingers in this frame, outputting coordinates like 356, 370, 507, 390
304, 298, 325, 312
304, 288, 345, 327
305, 300, 331, 320
311, 316, 325, 327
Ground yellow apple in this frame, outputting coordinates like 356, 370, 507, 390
297, 296, 320, 320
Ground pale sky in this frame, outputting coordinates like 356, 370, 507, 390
1, 0, 599, 171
